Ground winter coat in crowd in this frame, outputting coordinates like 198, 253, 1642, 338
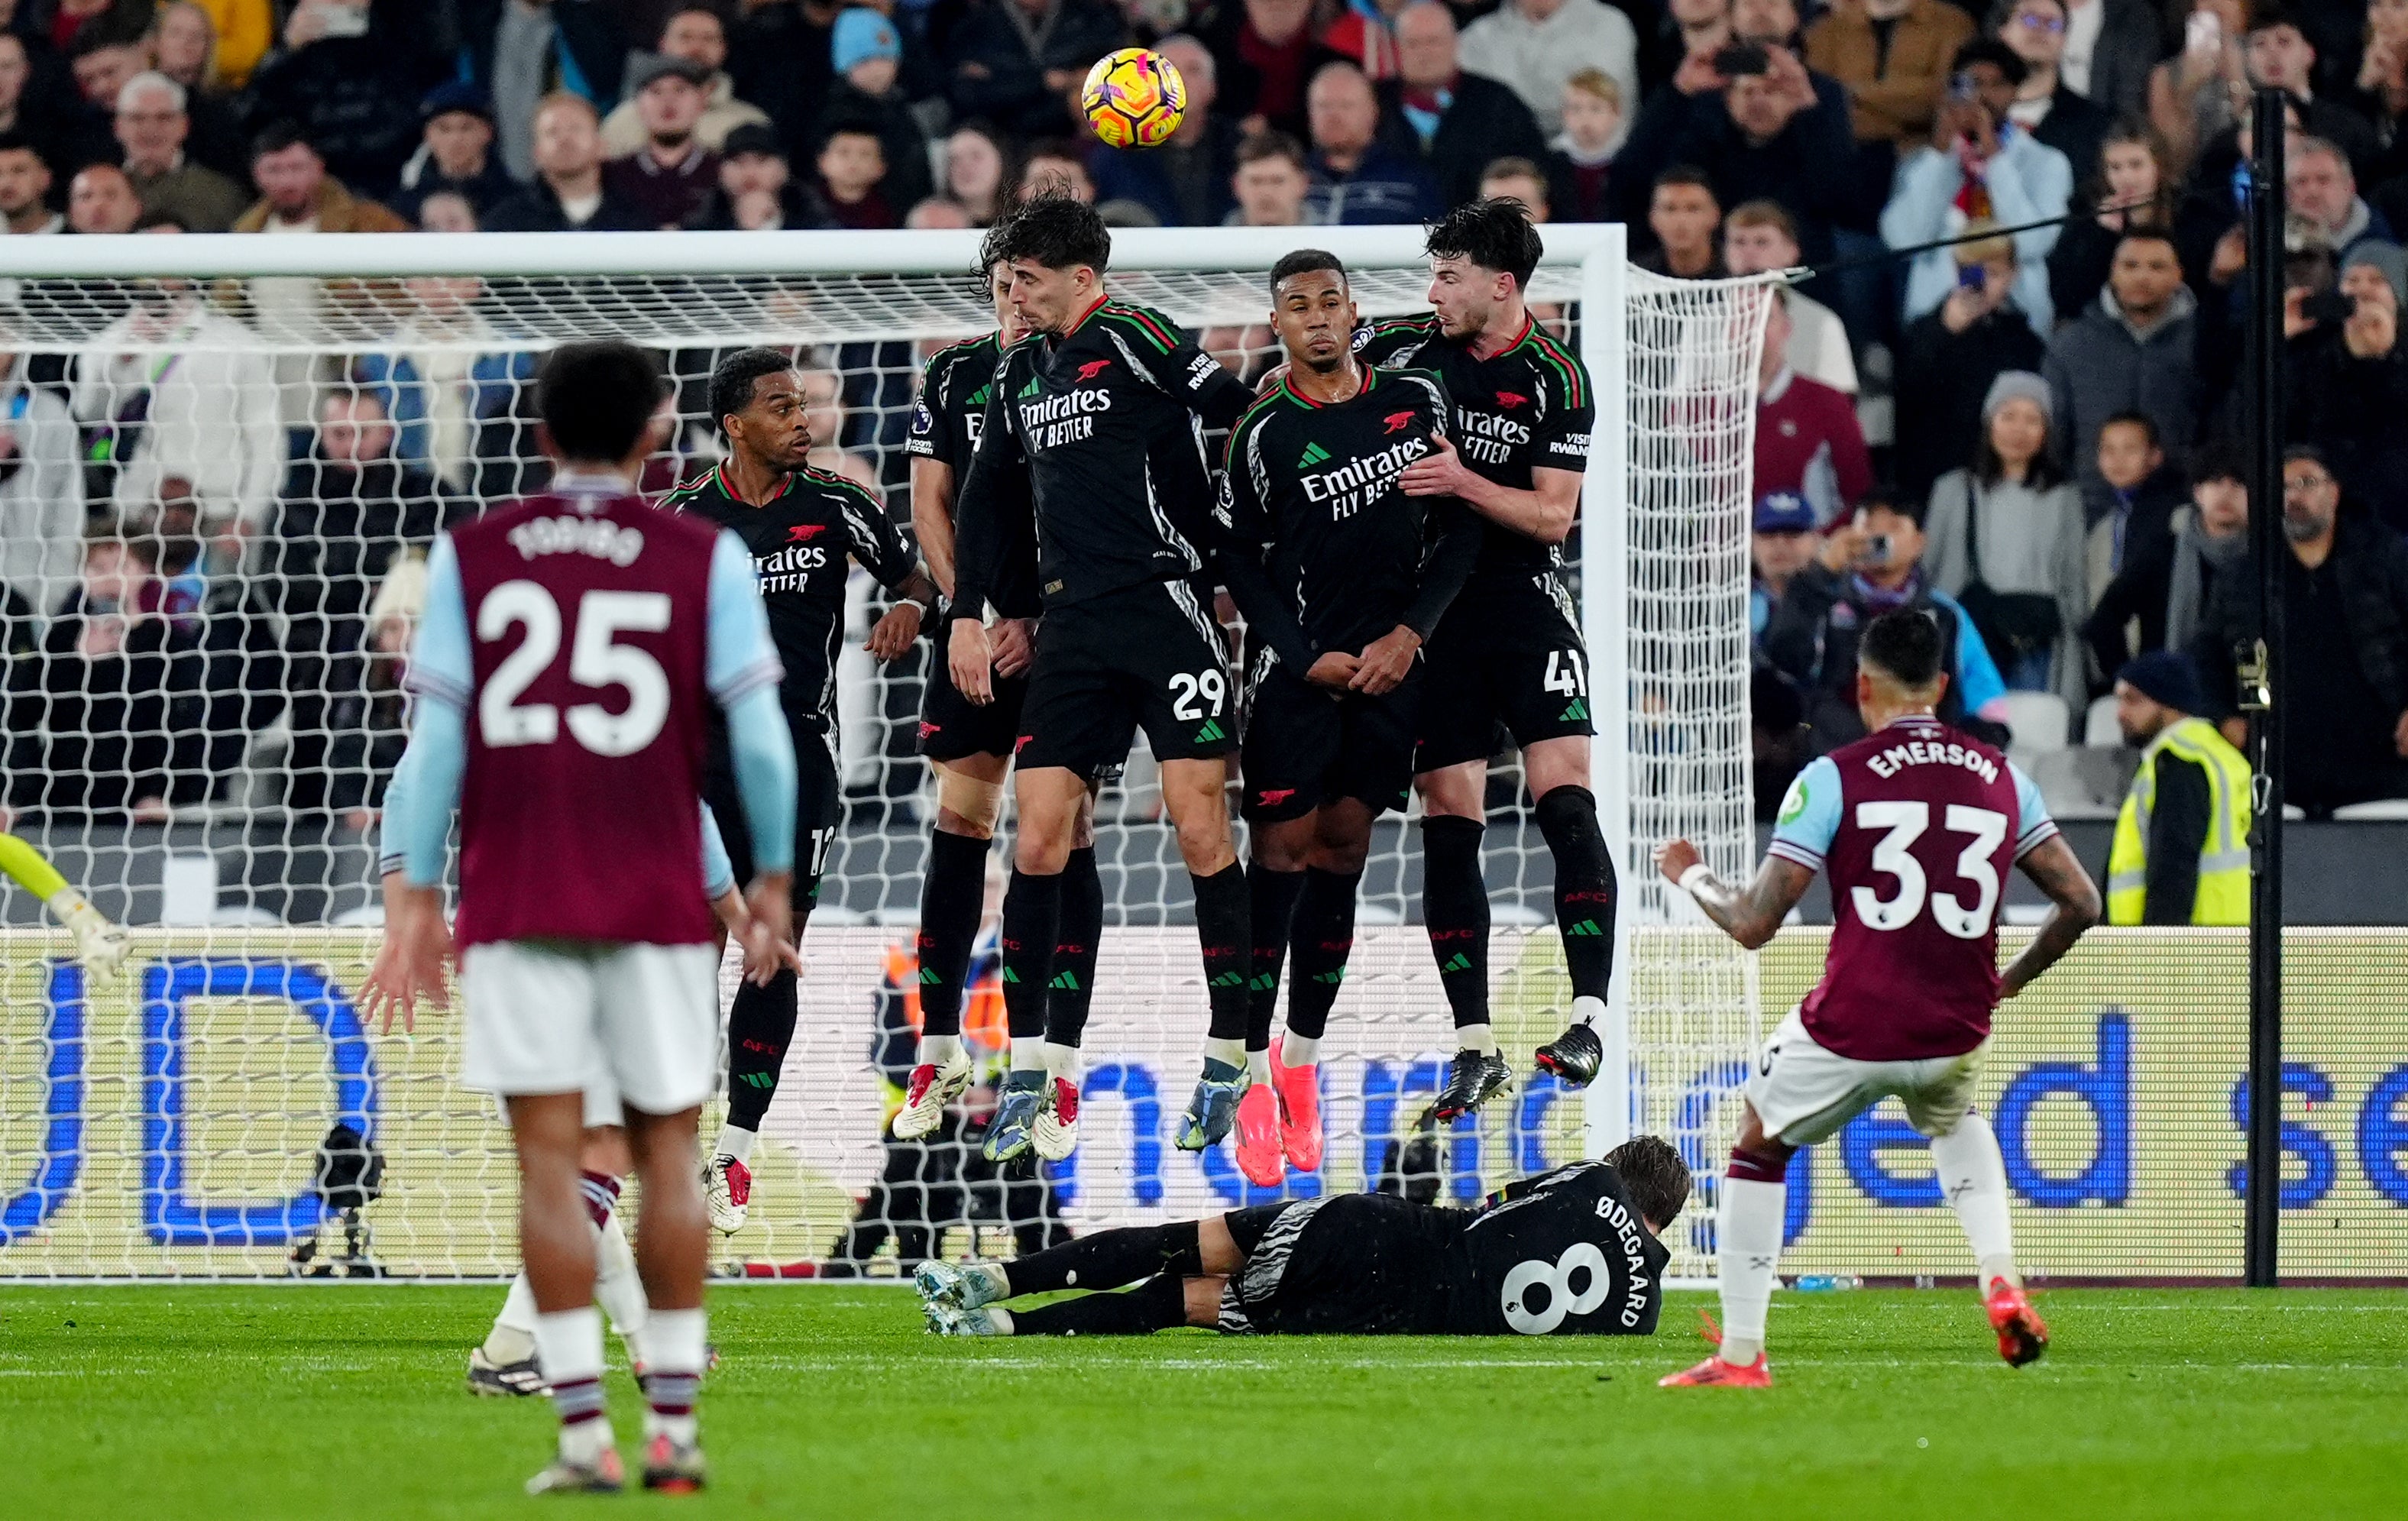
1802, 0, 1973, 147
1881, 128, 2073, 336
1375, 70, 1552, 211
1923, 468, 2091, 709
2083, 503, 2248, 684
1456, 0, 1642, 138
1894, 299, 2047, 503
2042, 283, 2202, 522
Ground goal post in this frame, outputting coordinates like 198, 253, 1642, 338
0, 229, 1767, 1281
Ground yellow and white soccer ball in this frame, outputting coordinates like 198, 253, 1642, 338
1081, 47, 1187, 150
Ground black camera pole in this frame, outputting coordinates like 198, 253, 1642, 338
2242, 86, 2287, 1289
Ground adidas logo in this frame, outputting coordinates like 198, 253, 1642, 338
1193, 719, 1226, 743
1558, 698, 1589, 722
1565, 920, 1604, 938
1248, 972, 1278, 992
1312, 970, 1345, 985
967, 386, 991, 406
1440, 952, 1473, 975
918, 966, 943, 984
737, 1072, 776, 1089
1297, 441, 1331, 468
1047, 970, 1082, 991
1208, 970, 1245, 988
1017, 377, 1042, 398
1000, 968, 1020, 985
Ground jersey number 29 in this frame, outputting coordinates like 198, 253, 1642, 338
1851, 801, 2007, 940
478, 581, 672, 757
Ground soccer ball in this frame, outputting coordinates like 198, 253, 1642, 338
1081, 47, 1186, 150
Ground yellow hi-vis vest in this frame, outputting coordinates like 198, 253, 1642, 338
2107, 716, 2252, 925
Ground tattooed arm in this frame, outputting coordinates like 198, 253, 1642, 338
1653, 839, 1816, 951
1999, 833, 2102, 997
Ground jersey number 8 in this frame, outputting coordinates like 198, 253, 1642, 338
1851, 801, 2008, 940
477, 581, 673, 757
1500, 1242, 1611, 1335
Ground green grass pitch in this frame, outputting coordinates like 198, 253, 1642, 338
4, 1286, 2403, 1518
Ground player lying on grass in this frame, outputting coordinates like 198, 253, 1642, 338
917, 1135, 1686, 1338
1656, 609, 2100, 1389
0, 832, 129, 976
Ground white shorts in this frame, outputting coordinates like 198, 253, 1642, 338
1746, 1007, 1983, 1147
485, 1078, 624, 1132
461, 940, 719, 1115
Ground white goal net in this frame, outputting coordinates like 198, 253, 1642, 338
0, 230, 1765, 1280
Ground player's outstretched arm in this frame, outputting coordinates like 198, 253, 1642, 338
1656, 838, 1815, 951
1999, 833, 2102, 998
1, 832, 128, 979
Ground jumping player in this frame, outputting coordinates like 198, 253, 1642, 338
916, 1134, 1687, 1338
1217, 249, 1480, 1185
1354, 199, 1621, 1119
943, 195, 1262, 1157
1656, 610, 2099, 1388
897, 251, 1105, 1160
662, 348, 940, 1235
362, 341, 801, 1492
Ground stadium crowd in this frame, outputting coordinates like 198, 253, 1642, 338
1, 0, 2406, 846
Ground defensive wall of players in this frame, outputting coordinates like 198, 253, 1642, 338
2, 927, 2403, 1281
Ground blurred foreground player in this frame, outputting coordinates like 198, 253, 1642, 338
917, 1136, 1687, 1338
1655, 610, 2100, 1388
363, 341, 801, 1492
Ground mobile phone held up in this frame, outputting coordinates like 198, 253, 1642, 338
1957, 264, 1987, 293
1714, 43, 1770, 78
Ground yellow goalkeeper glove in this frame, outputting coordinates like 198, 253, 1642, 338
47, 889, 130, 981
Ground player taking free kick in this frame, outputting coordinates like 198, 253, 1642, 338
363, 341, 802, 1491
1656, 610, 2100, 1388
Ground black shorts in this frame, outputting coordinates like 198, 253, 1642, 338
1239, 659, 1421, 822
1414, 576, 1593, 773
704, 720, 839, 909
1216, 1195, 1438, 1335
918, 639, 1030, 763
1017, 579, 1237, 778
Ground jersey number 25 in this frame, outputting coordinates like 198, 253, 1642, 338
1851, 801, 2007, 940
478, 581, 672, 757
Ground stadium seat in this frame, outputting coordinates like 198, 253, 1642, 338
2083, 695, 2122, 749
2029, 747, 2131, 820
1997, 691, 2070, 766
2332, 800, 2408, 820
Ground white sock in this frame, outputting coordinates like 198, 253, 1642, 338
1245, 1048, 1273, 1083
593, 1210, 647, 1364
1456, 1021, 1497, 1056
1931, 1111, 2020, 1290
640, 1306, 706, 1446
1044, 1040, 1083, 1083
714, 1124, 756, 1165
485, 1272, 539, 1364
1717, 1177, 1785, 1365
533, 1306, 610, 1458
1280, 1034, 1320, 1067
1203, 1036, 1245, 1069
1010, 1035, 1045, 1074
919, 1034, 963, 1067
989, 1306, 1015, 1335
1571, 994, 1607, 1027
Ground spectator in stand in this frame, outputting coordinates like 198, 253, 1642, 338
906, 196, 973, 228
1545, 67, 1625, 223
1723, 199, 1857, 393
603, 55, 723, 230
947, 0, 1128, 141
71, 280, 284, 526
817, 121, 901, 228
2044, 229, 2201, 522
1479, 156, 1551, 221
2285, 245, 2408, 533
1091, 34, 1238, 228
2051, 0, 2159, 116
2358, 0, 2408, 193
1749, 488, 1817, 639
388, 83, 518, 225
1998, 0, 2112, 192
1921, 370, 2089, 703
943, 122, 1011, 225
603, 6, 773, 160
232, 122, 409, 233
1225, 128, 1312, 225
725, 0, 838, 156
1662, 31, 1857, 264
1016, 139, 1096, 202
2, 530, 195, 821
415, 188, 476, 233
352, 276, 539, 501
322, 552, 424, 837
1614, 0, 1732, 210
66, 19, 150, 154
0, 134, 57, 232
688, 121, 838, 231
0, 341, 83, 625
2085, 442, 2248, 678
1881, 40, 2072, 336
170, 2, 272, 92
2088, 411, 2190, 600
115, 71, 244, 232
1321, 0, 1410, 83
1762, 493, 2012, 754
2238, 8, 2375, 173
2285, 137, 2398, 262
1638, 165, 1726, 277
1374, 2, 1549, 209
67, 160, 142, 231
1803, 0, 1973, 199
2047, 121, 2177, 325
486, 93, 649, 232
2149, 0, 2251, 176
148, 3, 234, 95
1457, 0, 1639, 138
243, 0, 444, 199
1205, 0, 1344, 139
2192, 446, 2408, 814
0, 34, 80, 180
1754, 290, 1872, 523
1303, 59, 1441, 224
814, 8, 934, 215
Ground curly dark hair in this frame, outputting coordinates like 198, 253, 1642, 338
1604, 1135, 1693, 1234
539, 341, 662, 464
1425, 196, 1544, 293
991, 192, 1112, 275
707, 346, 798, 435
